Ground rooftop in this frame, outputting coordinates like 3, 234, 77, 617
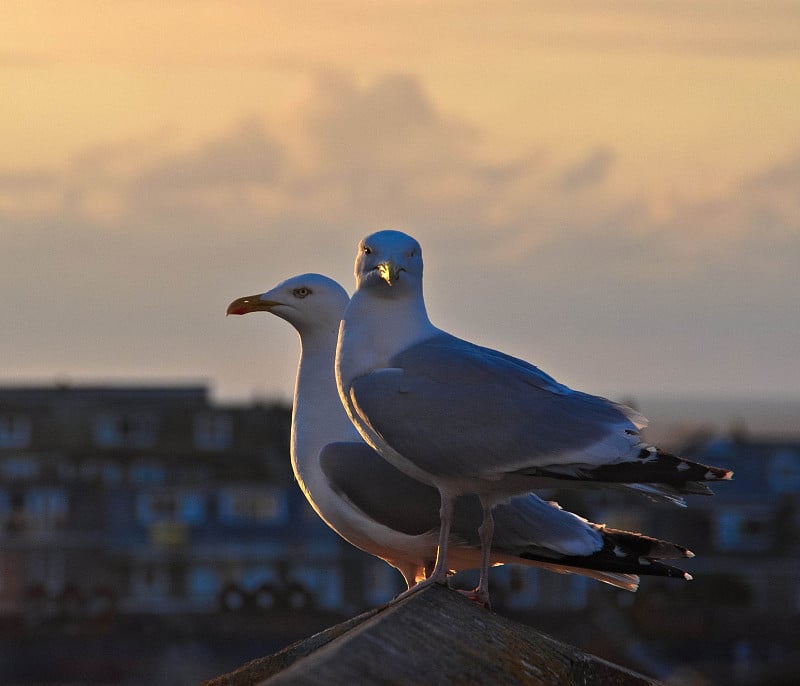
204, 585, 662, 686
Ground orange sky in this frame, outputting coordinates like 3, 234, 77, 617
5, 1, 799, 187
2, 1, 799, 402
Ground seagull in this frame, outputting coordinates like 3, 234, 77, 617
228, 274, 694, 599
335, 230, 732, 604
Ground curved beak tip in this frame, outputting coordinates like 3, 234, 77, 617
226, 295, 264, 316
377, 260, 401, 286
226, 295, 282, 316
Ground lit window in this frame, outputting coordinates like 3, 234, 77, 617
768, 451, 800, 494
218, 486, 287, 524
0, 414, 32, 448
136, 490, 206, 525
715, 509, 772, 552
189, 567, 219, 598
129, 460, 166, 485
193, 413, 233, 451
25, 488, 69, 530
1, 456, 39, 481
93, 412, 158, 449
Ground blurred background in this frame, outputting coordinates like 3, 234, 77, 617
1, 2, 798, 684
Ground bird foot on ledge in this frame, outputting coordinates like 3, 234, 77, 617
391, 576, 448, 604
457, 588, 491, 610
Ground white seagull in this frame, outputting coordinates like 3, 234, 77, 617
228, 274, 695, 598
335, 230, 732, 604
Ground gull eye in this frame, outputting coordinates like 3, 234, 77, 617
292, 287, 310, 298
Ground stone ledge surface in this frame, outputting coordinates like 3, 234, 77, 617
204, 585, 663, 686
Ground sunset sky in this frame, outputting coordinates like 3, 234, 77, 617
2, 1, 799, 405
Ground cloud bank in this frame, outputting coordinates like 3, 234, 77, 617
1, 73, 798, 398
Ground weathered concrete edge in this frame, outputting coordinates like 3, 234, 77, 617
254, 586, 664, 686
254, 590, 424, 685
205, 586, 665, 686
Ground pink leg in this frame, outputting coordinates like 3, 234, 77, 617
476, 498, 494, 603
427, 494, 454, 583
458, 498, 493, 608
392, 492, 453, 602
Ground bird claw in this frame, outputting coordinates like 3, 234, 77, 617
392, 575, 448, 604
457, 588, 491, 609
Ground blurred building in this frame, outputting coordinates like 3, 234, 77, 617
541, 432, 800, 684
0, 384, 396, 628
1, 384, 797, 684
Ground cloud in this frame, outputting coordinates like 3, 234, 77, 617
1, 71, 798, 397
529, 0, 800, 59
0, 169, 55, 190
558, 148, 615, 192
134, 118, 284, 192
743, 151, 800, 195
1, 71, 797, 268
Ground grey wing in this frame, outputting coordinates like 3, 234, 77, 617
318, 442, 441, 536
318, 441, 596, 549
348, 333, 643, 480
461, 492, 693, 580
490, 493, 603, 556
491, 494, 694, 582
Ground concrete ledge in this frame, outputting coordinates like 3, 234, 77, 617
204, 585, 663, 686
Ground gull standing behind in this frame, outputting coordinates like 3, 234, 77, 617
228, 274, 695, 600
335, 231, 732, 605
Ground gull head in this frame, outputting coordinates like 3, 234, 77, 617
355, 230, 423, 296
227, 273, 349, 334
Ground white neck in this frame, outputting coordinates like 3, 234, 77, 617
336, 285, 439, 386
291, 325, 361, 491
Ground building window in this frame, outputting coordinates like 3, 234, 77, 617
93, 412, 158, 449
136, 490, 206, 525
25, 488, 69, 530
218, 487, 287, 525
189, 566, 219, 599
193, 413, 233, 451
501, 567, 540, 610
78, 459, 123, 485
0, 456, 39, 481
715, 509, 772, 552
129, 460, 166, 486
768, 450, 800, 494
0, 414, 32, 449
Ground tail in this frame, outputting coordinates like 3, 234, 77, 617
488, 492, 695, 591
512, 524, 694, 591
527, 446, 732, 500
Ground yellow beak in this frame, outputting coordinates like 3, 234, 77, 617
377, 259, 401, 286
226, 294, 280, 316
